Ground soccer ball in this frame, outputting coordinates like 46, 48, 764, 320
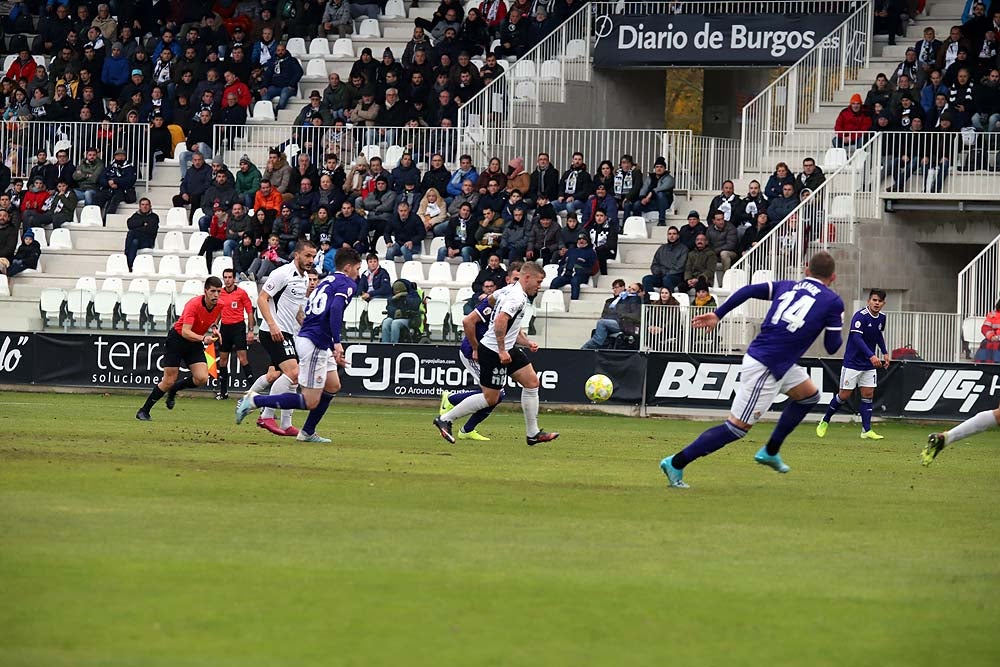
585, 374, 614, 402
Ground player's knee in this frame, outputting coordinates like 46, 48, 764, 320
797, 391, 821, 406
838, 389, 852, 400
520, 375, 540, 390
326, 376, 341, 394
192, 372, 209, 386
484, 391, 502, 406
287, 369, 299, 383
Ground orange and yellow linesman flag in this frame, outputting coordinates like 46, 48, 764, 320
204, 341, 219, 379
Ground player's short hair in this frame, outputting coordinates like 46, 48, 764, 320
335, 247, 362, 270
808, 252, 836, 279
204, 276, 223, 289
869, 288, 887, 301
222, 268, 235, 277
294, 239, 317, 254
507, 260, 523, 276
612, 279, 626, 288
519, 262, 544, 278
306, 268, 319, 277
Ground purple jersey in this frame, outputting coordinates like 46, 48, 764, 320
745, 278, 845, 378
842, 307, 887, 371
298, 272, 356, 349
460, 298, 494, 360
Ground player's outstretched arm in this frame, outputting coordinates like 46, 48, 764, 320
707, 282, 773, 324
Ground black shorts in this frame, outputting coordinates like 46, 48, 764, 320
477, 345, 531, 390
162, 329, 206, 369
260, 329, 298, 367
218, 322, 248, 353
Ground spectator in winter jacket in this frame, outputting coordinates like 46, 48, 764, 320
247, 234, 289, 283
178, 108, 215, 178
5, 49, 37, 83
705, 210, 739, 271
763, 162, 796, 201
796, 157, 827, 193
235, 156, 262, 208
357, 253, 393, 300
740, 211, 776, 256
289, 177, 320, 227
526, 205, 561, 265
321, 0, 354, 37
101, 42, 131, 99
767, 182, 800, 225
272, 205, 302, 254
473, 207, 505, 263
390, 152, 422, 193
0, 210, 17, 272
580, 279, 643, 350
421, 154, 452, 196
258, 43, 303, 111
381, 279, 424, 343
123, 197, 159, 270
171, 151, 210, 219
973, 68, 1000, 132
613, 154, 643, 220
581, 182, 619, 228
262, 149, 295, 198
472, 251, 506, 295
332, 200, 369, 254
93, 148, 136, 217
497, 207, 529, 263
19, 179, 51, 227
921, 69, 949, 113
385, 200, 425, 261
550, 233, 597, 300
418, 187, 449, 235
253, 180, 284, 223
234, 234, 259, 278
224, 203, 252, 258
684, 234, 718, 290
439, 203, 477, 262
642, 226, 688, 294
447, 179, 480, 216
0, 227, 40, 278
833, 93, 872, 147
586, 208, 618, 276
361, 176, 397, 242
707, 180, 739, 225
27, 180, 77, 231
553, 152, 592, 215
495, 7, 529, 59
526, 152, 559, 208
447, 154, 479, 199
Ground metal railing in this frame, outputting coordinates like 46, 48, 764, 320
732, 132, 879, 285
0, 120, 152, 186
641, 303, 750, 354
957, 232, 1000, 357
876, 131, 1000, 200
458, 5, 592, 131
883, 311, 962, 364
687, 135, 741, 192
740, 1, 872, 177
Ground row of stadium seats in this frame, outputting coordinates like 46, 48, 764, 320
97, 253, 230, 279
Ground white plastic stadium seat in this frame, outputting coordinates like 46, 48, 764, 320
79, 205, 103, 226
381, 260, 397, 282
541, 263, 559, 288
100, 253, 129, 276
455, 286, 474, 303
521, 303, 535, 331
306, 58, 327, 78
184, 255, 209, 278
239, 281, 258, 306
362, 144, 381, 162
165, 206, 190, 228
283, 143, 301, 164
538, 59, 561, 80
715, 268, 747, 299
449, 302, 465, 335
118, 291, 146, 329
146, 292, 174, 329
164, 141, 186, 165
39, 287, 66, 325
400, 260, 424, 283
427, 236, 446, 260
187, 231, 209, 254
154, 278, 177, 295
180, 279, 203, 296
454, 262, 479, 286
128, 278, 150, 295
830, 195, 854, 220
75, 276, 97, 292
48, 227, 72, 249
162, 231, 185, 253
131, 254, 155, 276
90, 290, 118, 327
428, 286, 451, 303
64, 288, 93, 326
426, 300, 449, 339
539, 288, 566, 313
100, 277, 123, 295
250, 100, 276, 123
427, 261, 452, 284
513, 60, 536, 79
382, 0, 406, 18
332, 38, 354, 59
490, 39, 501, 53
286, 37, 307, 58
211, 256, 233, 277
622, 216, 647, 239
358, 19, 380, 38
962, 317, 982, 346
822, 147, 848, 171
561, 39, 587, 60
308, 38, 331, 57
0, 274, 8, 297
513, 81, 537, 100
383, 145, 405, 170
342, 297, 366, 333
367, 298, 389, 324
29, 227, 47, 248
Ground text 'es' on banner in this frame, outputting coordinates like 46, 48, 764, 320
592, 13, 849, 67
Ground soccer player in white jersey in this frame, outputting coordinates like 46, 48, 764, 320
661, 252, 845, 489
245, 240, 317, 436
817, 288, 890, 439
923, 406, 1000, 465
433, 262, 559, 446
236, 248, 362, 442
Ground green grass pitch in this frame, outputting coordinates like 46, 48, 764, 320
1, 391, 998, 667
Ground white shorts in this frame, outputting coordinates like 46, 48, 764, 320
295, 336, 336, 390
840, 367, 877, 390
730, 355, 810, 425
460, 353, 481, 385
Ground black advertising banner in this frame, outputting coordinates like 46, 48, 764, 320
897, 363, 1000, 420
0, 331, 33, 384
592, 13, 848, 67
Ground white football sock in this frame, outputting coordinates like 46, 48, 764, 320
521, 387, 539, 436
250, 374, 273, 394
945, 409, 999, 445
264, 374, 293, 421
280, 383, 298, 429
442, 394, 490, 422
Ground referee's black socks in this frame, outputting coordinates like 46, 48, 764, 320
141, 386, 165, 413
170, 375, 196, 394
217, 367, 229, 392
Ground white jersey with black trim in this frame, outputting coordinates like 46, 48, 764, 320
259, 262, 309, 334
480, 282, 528, 353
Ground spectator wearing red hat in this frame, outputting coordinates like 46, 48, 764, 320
833, 93, 872, 148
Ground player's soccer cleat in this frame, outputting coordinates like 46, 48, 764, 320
754, 447, 790, 473
234, 391, 256, 424
526, 430, 559, 446
457, 429, 490, 441
922, 433, 946, 466
433, 417, 455, 443
282, 425, 300, 437
215, 390, 229, 400
256, 417, 286, 436
439, 390, 453, 416
164, 391, 176, 410
296, 431, 331, 443
816, 420, 829, 438
860, 430, 884, 440
660, 456, 689, 488
135, 409, 151, 421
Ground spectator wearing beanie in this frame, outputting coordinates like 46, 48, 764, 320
833, 93, 872, 148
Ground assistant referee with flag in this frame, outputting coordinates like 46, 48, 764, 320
136, 276, 223, 421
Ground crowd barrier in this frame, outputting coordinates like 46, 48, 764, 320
2, 332, 997, 421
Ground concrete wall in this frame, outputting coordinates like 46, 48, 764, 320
542, 71, 668, 129
701, 69, 776, 139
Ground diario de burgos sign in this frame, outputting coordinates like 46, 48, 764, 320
593, 13, 849, 67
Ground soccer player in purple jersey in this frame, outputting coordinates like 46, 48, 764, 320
235, 248, 363, 442
817, 288, 890, 440
660, 252, 845, 488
